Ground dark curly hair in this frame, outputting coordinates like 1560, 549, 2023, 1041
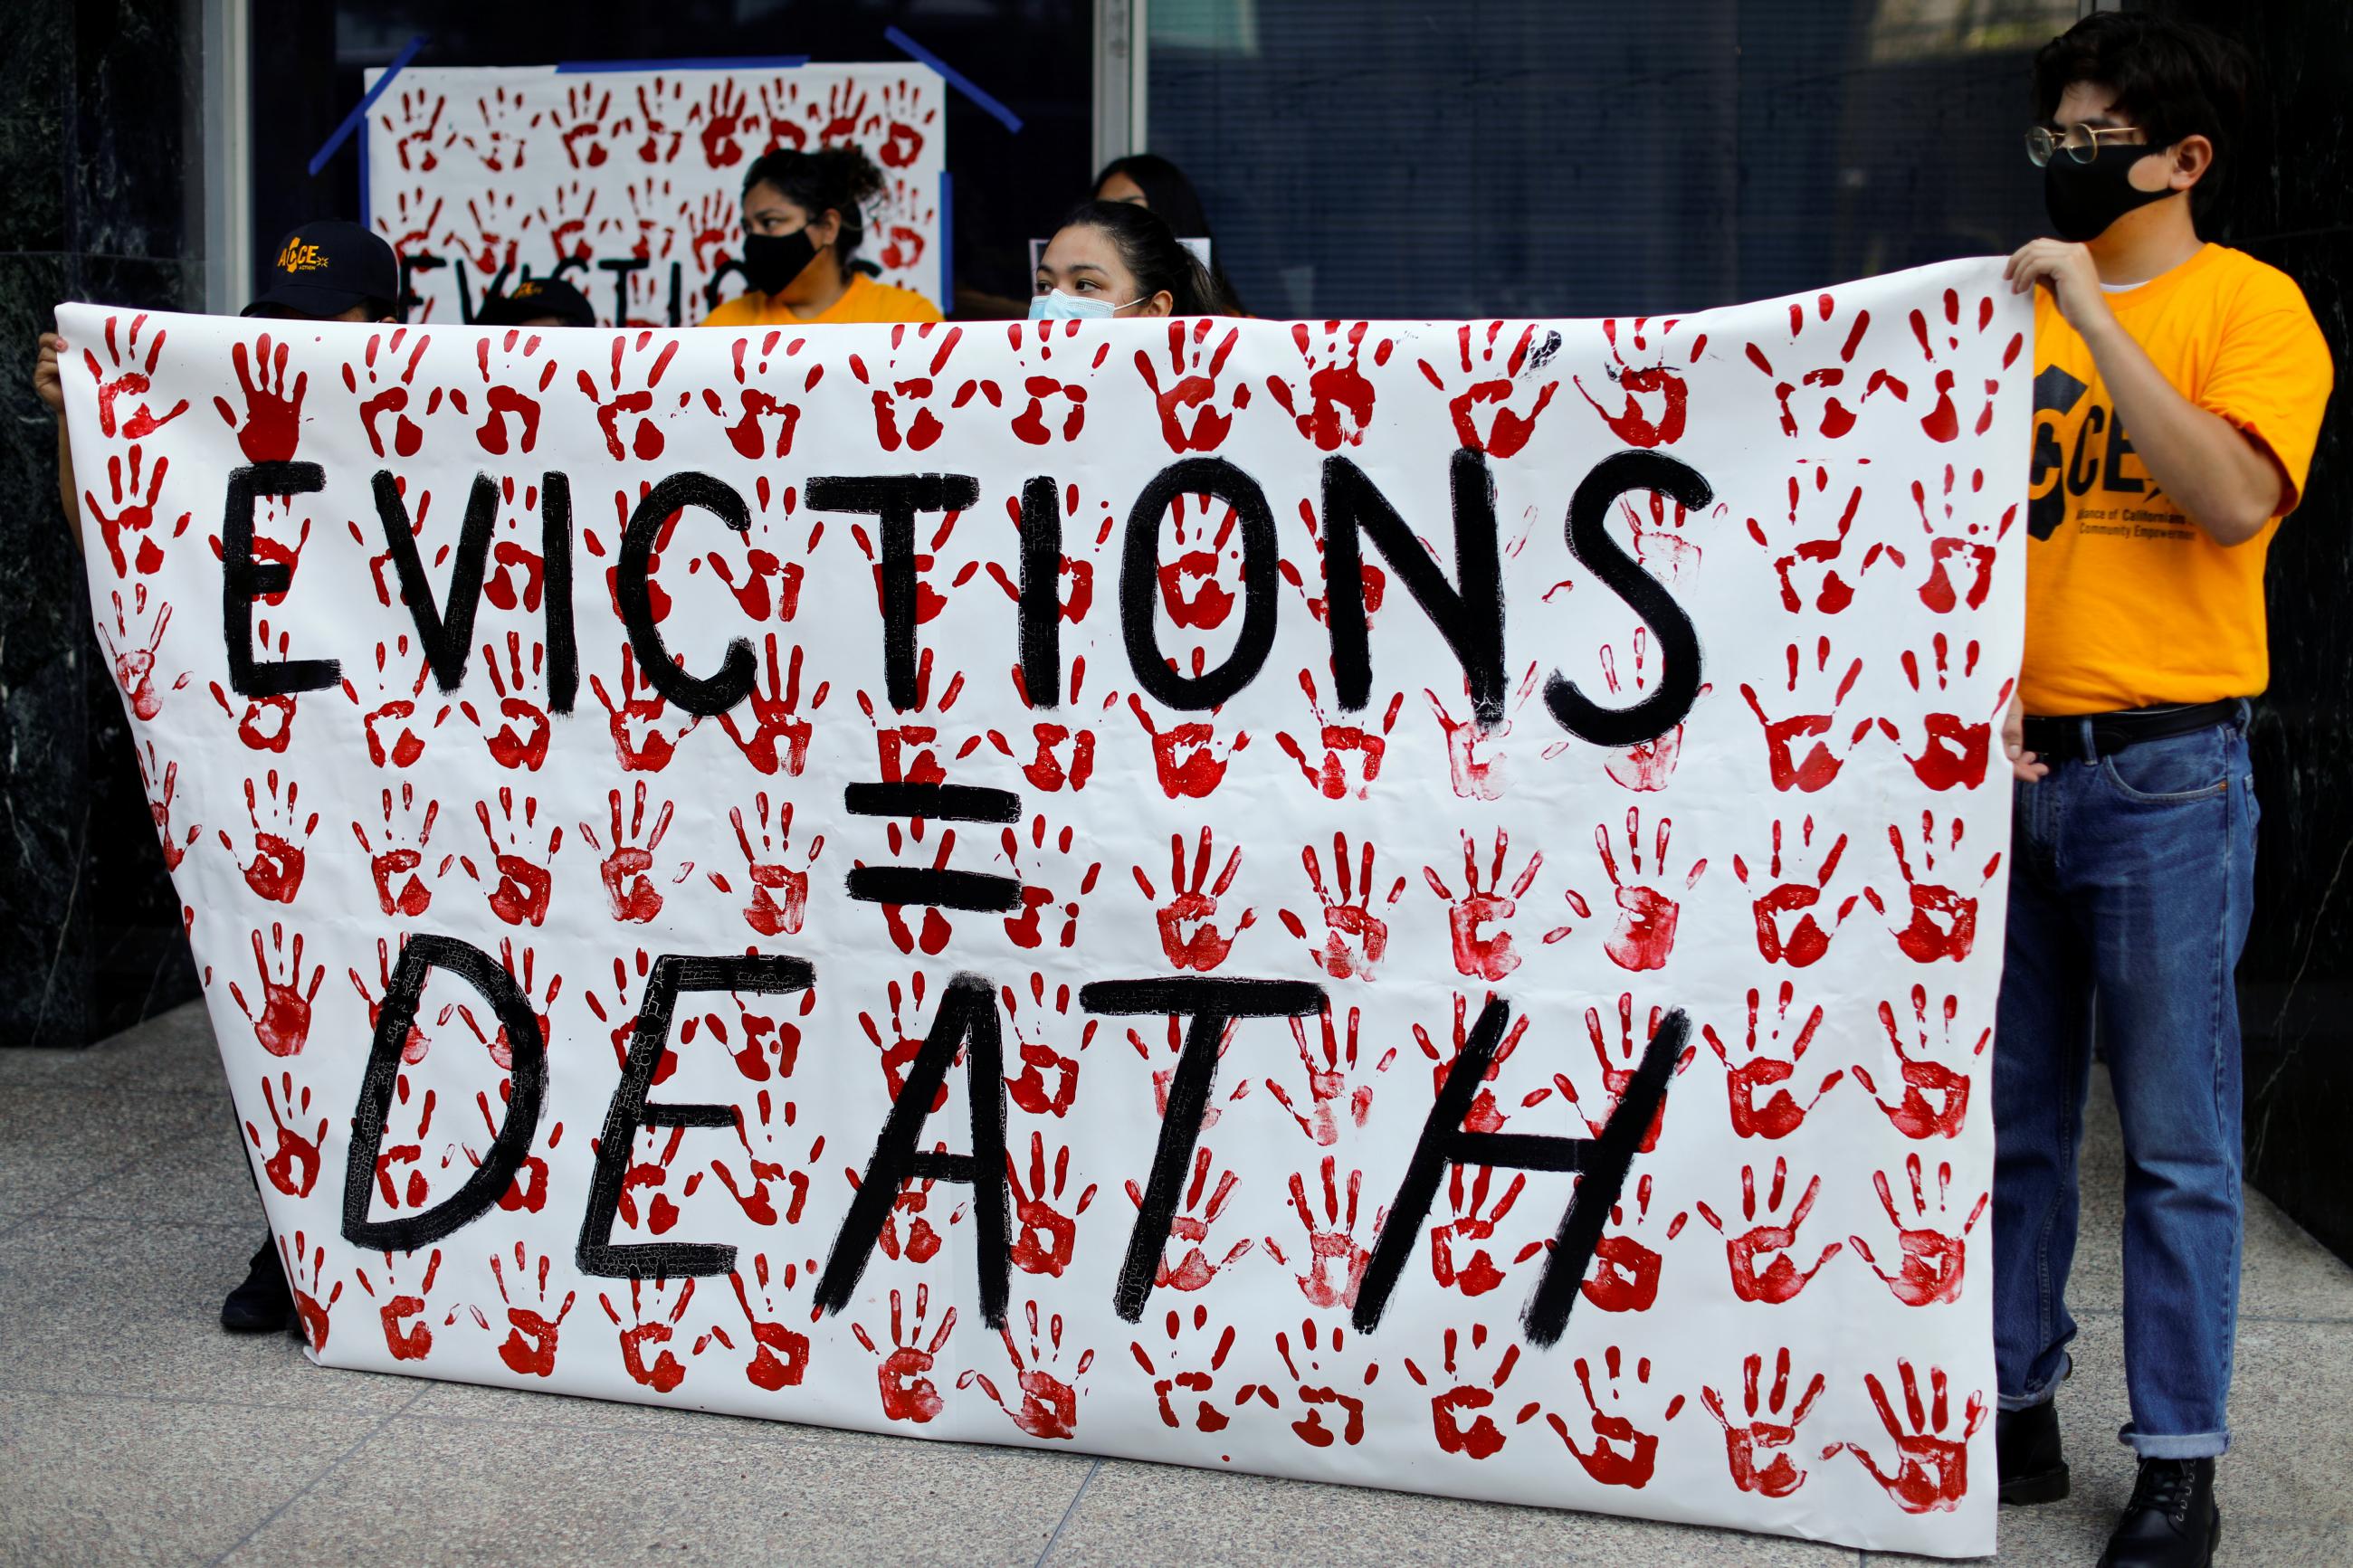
741, 144, 887, 265
2033, 13, 2253, 227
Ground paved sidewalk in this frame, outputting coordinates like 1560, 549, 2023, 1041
2, 1002, 2348, 1565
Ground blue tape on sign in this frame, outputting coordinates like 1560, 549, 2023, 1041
884, 25, 1023, 134
308, 33, 428, 177
938, 170, 954, 313
555, 55, 810, 72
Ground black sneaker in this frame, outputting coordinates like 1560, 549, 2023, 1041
220, 1235, 298, 1334
1996, 1398, 2071, 1505
2097, 1458, 2219, 1568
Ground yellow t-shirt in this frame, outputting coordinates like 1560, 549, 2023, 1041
2021, 242, 2333, 715
700, 271, 941, 328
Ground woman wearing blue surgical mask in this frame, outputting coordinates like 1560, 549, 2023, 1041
1032, 200, 1234, 321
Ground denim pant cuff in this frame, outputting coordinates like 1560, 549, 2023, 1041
2121, 1424, 2231, 1459
1997, 1352, 2072, 1411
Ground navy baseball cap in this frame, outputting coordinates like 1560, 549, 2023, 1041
244, 221, 399, 319
477, 274, 598, 328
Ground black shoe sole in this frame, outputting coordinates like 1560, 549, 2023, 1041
219, 1305, 300, 1334
1999, 1464, 2072, 1506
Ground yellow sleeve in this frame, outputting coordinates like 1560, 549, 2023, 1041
2199, 270, 2335, 518
700, 293, 762, 328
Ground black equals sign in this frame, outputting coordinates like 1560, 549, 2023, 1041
843, 782, 1025, 911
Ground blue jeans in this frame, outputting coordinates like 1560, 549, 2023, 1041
1992, 705, 2257, 1459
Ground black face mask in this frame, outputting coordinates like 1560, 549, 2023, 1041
741, 227, 820, 295
2043, 142, 2175, 242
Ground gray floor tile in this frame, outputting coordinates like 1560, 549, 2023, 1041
0, 1000, 230, 1098
0, 1086, 235, 1221
0, 1216, 414, 1412
399, 1374, 801, 1434
221, 1413, 1090, 1567
57, 1122, 258, 1225
1044, 1456, 1860, 1566
0, 1389, 384, 1568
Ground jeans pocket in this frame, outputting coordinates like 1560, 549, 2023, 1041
2101, 729, 2232, 804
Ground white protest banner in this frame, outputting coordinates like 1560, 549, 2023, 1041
364, 62, 947, 325
59, 261, 2026, 1555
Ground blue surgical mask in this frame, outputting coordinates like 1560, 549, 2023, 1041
1029, 289, 1137, 321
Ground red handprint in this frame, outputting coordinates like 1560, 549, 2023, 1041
805, 79, 872, 146
1240, 1317, 1377, 1449
1521, 993, 1693, 1154
585, 948, 673, 1086
1417, 322, 1563, 458
960, 1303, 1096, 1440
1415, 992, 1530, 1136
378, 86, 448, 172
204, 622, 300, 749
135, 742, 201, 871
548, 82, 613, 168
464, 785, 561, 927
577, 331, 680, 461
1001, 973, 1096, 1117
632, 76, 689, 163
705, 486, 813, 623
1704, 983, 1842, 1140
1278, 832, 1407, 980
342, 328, 439, 459
1874, 633, 2014, 792
229, 923, 323, 1058
1695, 1157, 1843, 1305
342, 636, 445, 769
997, 814, 1103, 952
696, 78, 755, 166
1573, 315, 1698, 448
1746, 461, 1872, 614
1135, 318, 1253, 452
462, 630, 552, 771
1275, 670, 1403, 800
1741, 637, 1870, 793
1743, 291, 1908, 440
1266, 1155, 1382, 1309
1580, 1173, 1689, 1313
472, 330, 557, 456
1588, 631, 1701, 790
277, 1231, 342, 1351
697, 1091, 801, 1224
84, 444, 191, 578
348, 937, 427, 1065
355, 1249, 445, 1362
1266, 1004, 1390, 1147
1430, 1165, 1535, 1297
1863, 813, 2001, 965
213, 333, 307, 462
489, 1243, 576, 1377
711, 792, 823, 937
1007, 1130, 1098, 1278
601, 1277, 698, 1393
1424, 662, 1544, 801
81, 311, 189, 441
1702, 1348, 1828, 1498
349, 780, 443, 917
1527, 1346, 1684, 1488
1265, 319, 1393, 450
1908, 286, 2019, 442
244, 1070, 325, 1196
729, 1253, 814, 1391
591, 644, 701, 773
217, 769, 317, 903
701, 330, 821, 458
861, 974, 942, 1111
1001, 320, 1105, 444
967, 656, 1110, 794
577, 780, 678, 922
1422, 829, 1544, 982
847, 322, 978, 452
1148, 489, 1246, 629
1822, 1362, 1986, 1514
1127, 695, 1251, 799
870, 79, 935, 166
723, 636, 826, 775
1910, 462, 2016, 613
1734, 816, 1860, 968
1129, 1015, 1245, 1129
853, 1284, 957, 1423
101, 585, 187, 719
1856, 986, 1987, 1141
1405, 1325, 1522, 1459
1132, 826, 1254, 972
1593, 806, 1704, 972
1128, 1145, 1252, 1291
1130, 1303, 1241, 1434
1850, 1153, 1987, 1307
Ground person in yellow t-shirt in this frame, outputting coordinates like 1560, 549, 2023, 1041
1990, 16, 2332, 1565
700, 145, 940, 328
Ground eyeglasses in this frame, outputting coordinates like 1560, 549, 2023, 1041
2025, 122, 2150, 166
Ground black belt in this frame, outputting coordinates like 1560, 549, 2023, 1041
2022, 700, 2241, 765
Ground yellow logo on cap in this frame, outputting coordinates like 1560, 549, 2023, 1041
514, 280, 546, 298
276, 238, 329, 273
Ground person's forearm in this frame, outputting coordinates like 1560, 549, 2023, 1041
2078, 310, 2282, 546
55, 415, 85, 556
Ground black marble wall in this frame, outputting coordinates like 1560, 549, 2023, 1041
0, 0, 203, 1047
2150, 0, 2353, 1260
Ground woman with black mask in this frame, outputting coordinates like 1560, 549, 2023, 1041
1092, 153, 1245, 314
701, 145, 940, 326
